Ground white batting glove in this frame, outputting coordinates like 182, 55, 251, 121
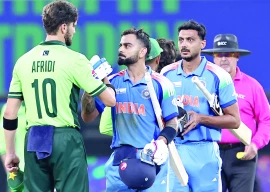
143, 140, 168, 165
90, 55, 113, 80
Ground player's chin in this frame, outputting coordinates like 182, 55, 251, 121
117, 58, 126, 66
181, 55, 193, 61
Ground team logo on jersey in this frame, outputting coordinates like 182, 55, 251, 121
41, 50, 49, 56
116, 88, 126, 94
172, 81, 182, 87
141, 88, 150, 99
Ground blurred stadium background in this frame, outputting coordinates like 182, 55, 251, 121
0, 0, 269, 191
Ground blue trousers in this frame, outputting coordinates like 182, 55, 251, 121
169, 140, 222, 192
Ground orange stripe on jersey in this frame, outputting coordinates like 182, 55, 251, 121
205, 62, 216, 70
108, 69, 125, 80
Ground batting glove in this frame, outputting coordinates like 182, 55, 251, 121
90, 55, 113, 80
143, 139, 168, 165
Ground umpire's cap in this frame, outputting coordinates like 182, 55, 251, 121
119, 158, 156, 190
202, 34, 251, 56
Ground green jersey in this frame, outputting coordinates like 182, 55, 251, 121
8, 40, 106, 129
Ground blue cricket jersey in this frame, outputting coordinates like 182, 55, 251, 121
160, 57, 237, 143
96, 66, 178, 149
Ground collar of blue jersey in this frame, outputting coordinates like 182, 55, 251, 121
39, 40, 66, 47
177, 56, 207, 77
123, 65, 152, 85
234, 66, 243, 80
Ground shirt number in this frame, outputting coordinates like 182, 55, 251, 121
31, 78, 57, 119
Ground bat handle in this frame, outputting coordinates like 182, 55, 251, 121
191, 76, 213, 102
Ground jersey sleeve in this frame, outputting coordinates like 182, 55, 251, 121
71, 54, 107, 97
7, 64, 23, 99
154, 75, 178, 121
218, 71, 237, 108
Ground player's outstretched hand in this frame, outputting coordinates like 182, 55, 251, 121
143, 140, 168, 165
181, 111, 201, 136
90, 55, 113, 80
5, 153, 20, 172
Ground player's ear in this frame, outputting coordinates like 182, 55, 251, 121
201, 40, 206, 50
156, 55, 161, 64
60, 23, 67, 34
139, 47, 147, 59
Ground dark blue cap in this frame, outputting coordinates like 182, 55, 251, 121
119, 158, 156, 190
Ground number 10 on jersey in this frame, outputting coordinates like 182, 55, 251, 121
31, 78, 57, 119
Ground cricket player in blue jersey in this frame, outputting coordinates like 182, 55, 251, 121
81, 28, 179, 192
160, 20, 241, 192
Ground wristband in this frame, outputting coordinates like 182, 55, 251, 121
159, 126, 177, 144
3, 117, 18, 130
106, 84, 116, 96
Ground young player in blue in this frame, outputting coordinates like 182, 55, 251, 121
160, 20, 241, 192
81, 28, 179, 192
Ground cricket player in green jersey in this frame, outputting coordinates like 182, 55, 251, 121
3, 1, 116, 192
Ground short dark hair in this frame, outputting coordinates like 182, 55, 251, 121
156, 38, 177, 73
42, 0, 78, 35
121, 28, 151, 58
178, 20, 206, 40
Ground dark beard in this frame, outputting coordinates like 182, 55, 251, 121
117, 55, 139, 66
181, 52, 199, 62
64, 30, 72, 46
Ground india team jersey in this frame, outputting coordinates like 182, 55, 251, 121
96, 66, 178, 149
161, 57, 237, 142
8, 40, 106, 128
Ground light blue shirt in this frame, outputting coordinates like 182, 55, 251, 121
96, 66, 178, 148
161, 57, 237, 142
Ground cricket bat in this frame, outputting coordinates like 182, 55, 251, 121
191, 76, 252, 145
145, 72, 189, 187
